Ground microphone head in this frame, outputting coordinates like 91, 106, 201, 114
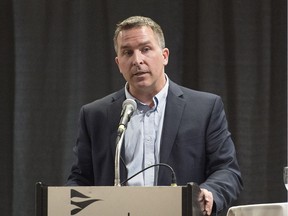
122, 99, 137, 111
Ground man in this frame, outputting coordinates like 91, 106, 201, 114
67, 16, 243, 215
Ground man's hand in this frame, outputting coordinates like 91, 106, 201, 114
198, 188, 213, 216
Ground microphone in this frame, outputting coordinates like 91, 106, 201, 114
114, 99, 137, 186
120, 163, 178, 187
117, 99, 137, 135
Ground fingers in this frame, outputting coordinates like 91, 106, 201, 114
199, 188, 213, 216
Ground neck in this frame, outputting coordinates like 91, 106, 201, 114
128, 75, 166, 105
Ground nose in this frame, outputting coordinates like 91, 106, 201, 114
132, 51, 143, 66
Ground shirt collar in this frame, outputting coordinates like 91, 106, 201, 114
124, 74, 169, 112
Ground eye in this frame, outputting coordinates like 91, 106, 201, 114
142, 47, 151, 53
122, 50, 133, 56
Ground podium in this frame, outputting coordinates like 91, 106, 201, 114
35, 182, 202, 216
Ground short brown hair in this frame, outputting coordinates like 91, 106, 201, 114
113, 16, 165, 53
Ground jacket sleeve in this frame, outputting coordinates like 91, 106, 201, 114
66, 106, 94, 186
199, 96, 243, 215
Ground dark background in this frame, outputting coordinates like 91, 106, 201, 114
1, 0, 287, 216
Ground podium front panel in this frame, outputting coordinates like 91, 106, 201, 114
47, 186, 183, 216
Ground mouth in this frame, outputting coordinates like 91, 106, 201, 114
133, 71, 149, 77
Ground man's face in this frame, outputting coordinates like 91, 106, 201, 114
115, 26, 169, 97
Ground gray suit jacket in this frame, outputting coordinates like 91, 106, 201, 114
67, 80, 243, 214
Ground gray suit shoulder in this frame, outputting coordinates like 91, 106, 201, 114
82, 89, 125, 111
170, 80, 221, 102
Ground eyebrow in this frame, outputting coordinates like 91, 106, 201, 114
119, 41, 152, 50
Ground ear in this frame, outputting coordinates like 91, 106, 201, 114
162, 48, 169, 66
115, 57, 123, 74
115, 56, 119, 66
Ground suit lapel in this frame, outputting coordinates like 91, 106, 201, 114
107, 89, 127, 182
108, 89, 125, 154
159, 81, 185, 164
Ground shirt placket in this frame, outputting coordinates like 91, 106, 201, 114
143, 110, 156, 186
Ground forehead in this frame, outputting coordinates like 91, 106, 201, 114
117, 26, 158, 47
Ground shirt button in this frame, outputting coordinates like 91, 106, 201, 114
146, 136, 152, 142
146, 161, 153, 166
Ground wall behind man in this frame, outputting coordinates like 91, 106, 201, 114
0, 0, 286, 215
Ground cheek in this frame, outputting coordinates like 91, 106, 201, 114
118, 59, 130, 69
150, 53, 166, 66
117, 61, 126, 73
121, 66, 130, 75
117, 63, 129, 78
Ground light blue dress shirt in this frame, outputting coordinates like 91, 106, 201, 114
124, 77, 169, 186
